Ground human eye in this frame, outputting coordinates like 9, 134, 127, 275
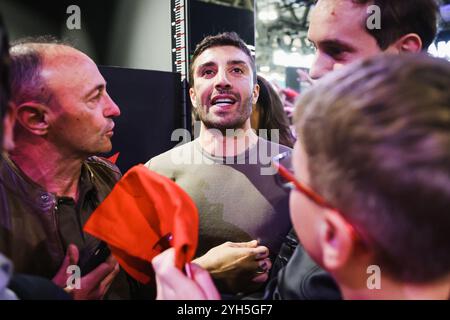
90, 90, 102, 101
201, 68, 215, 77
87, 88, 104, 103
324, 46, 348, 61
231, 67, 244, 74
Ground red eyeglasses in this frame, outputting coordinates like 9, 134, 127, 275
272, 152, 337, 211
272, 151, 367, 245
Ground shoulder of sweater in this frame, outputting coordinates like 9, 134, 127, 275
258, 137, 292, 153
144, 140, 197, 169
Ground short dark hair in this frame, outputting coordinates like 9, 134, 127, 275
189, 32, 256, 86
0, 15, 10, 122
9, 36, 71, 106
295, 54, 450, 283
352, 0, 438, 50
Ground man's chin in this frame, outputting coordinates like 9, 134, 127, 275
93, 142, 113, 157
202, 119, 247, 134
201, 113, 248, 128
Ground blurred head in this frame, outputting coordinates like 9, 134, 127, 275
10, 38, 120, 158
189, 32, 259, 132
291, 54, 450, 289
252, 75, 294, 148
308, 0, 437, 79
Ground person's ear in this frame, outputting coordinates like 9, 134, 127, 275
252, 83, 260, 105
319, 210, 355, 272
389, 33, 423, 53
189, 87, 197, 108
3, 103, 16, 151
15, 102, 50, 136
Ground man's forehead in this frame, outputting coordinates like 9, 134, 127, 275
193, 45, 252, 68
308, 0, 368, 43
42, 46, 91, 68
313, 0, 369, 14
40, 48, 104, 91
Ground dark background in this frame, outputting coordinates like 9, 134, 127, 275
99, 67, 183, 173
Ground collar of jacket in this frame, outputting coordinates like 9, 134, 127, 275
0, 152, 97, 211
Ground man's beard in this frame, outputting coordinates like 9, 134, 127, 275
197, 96, 253, 136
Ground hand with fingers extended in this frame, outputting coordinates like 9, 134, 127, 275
152, 248, 220, 300
192, 240, 272, 294
52, 244, 120, 300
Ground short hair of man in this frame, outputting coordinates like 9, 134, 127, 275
9, 36, 71, 106
352, 0, 438, 50
189, 32, 257, 86
294, 53, 450, 283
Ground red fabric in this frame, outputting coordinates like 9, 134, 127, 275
107, 152, 120, 164
83, 164, 198, 284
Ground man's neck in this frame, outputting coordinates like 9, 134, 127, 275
198, 121, 259, 157
10, 139, 84, 200
340, 274, 450, 300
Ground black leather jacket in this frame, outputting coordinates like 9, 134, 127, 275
0, 153, 121, 278
264, 229, 342, 300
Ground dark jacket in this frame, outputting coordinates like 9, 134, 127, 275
8, 274, 72, 300
264, 229, 342, 300
0, 153, 121, 278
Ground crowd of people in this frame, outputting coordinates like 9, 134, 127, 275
0, 0, 449, 300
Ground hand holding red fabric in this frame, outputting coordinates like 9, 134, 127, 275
84, 165, 199, 284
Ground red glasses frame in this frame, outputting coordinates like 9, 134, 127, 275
272, 152, 337, 211
272, 152, 366, 245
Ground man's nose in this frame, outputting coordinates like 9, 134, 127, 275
214, 69, 232, 89
309, 52, 335, 80
103, 93, 121, 118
